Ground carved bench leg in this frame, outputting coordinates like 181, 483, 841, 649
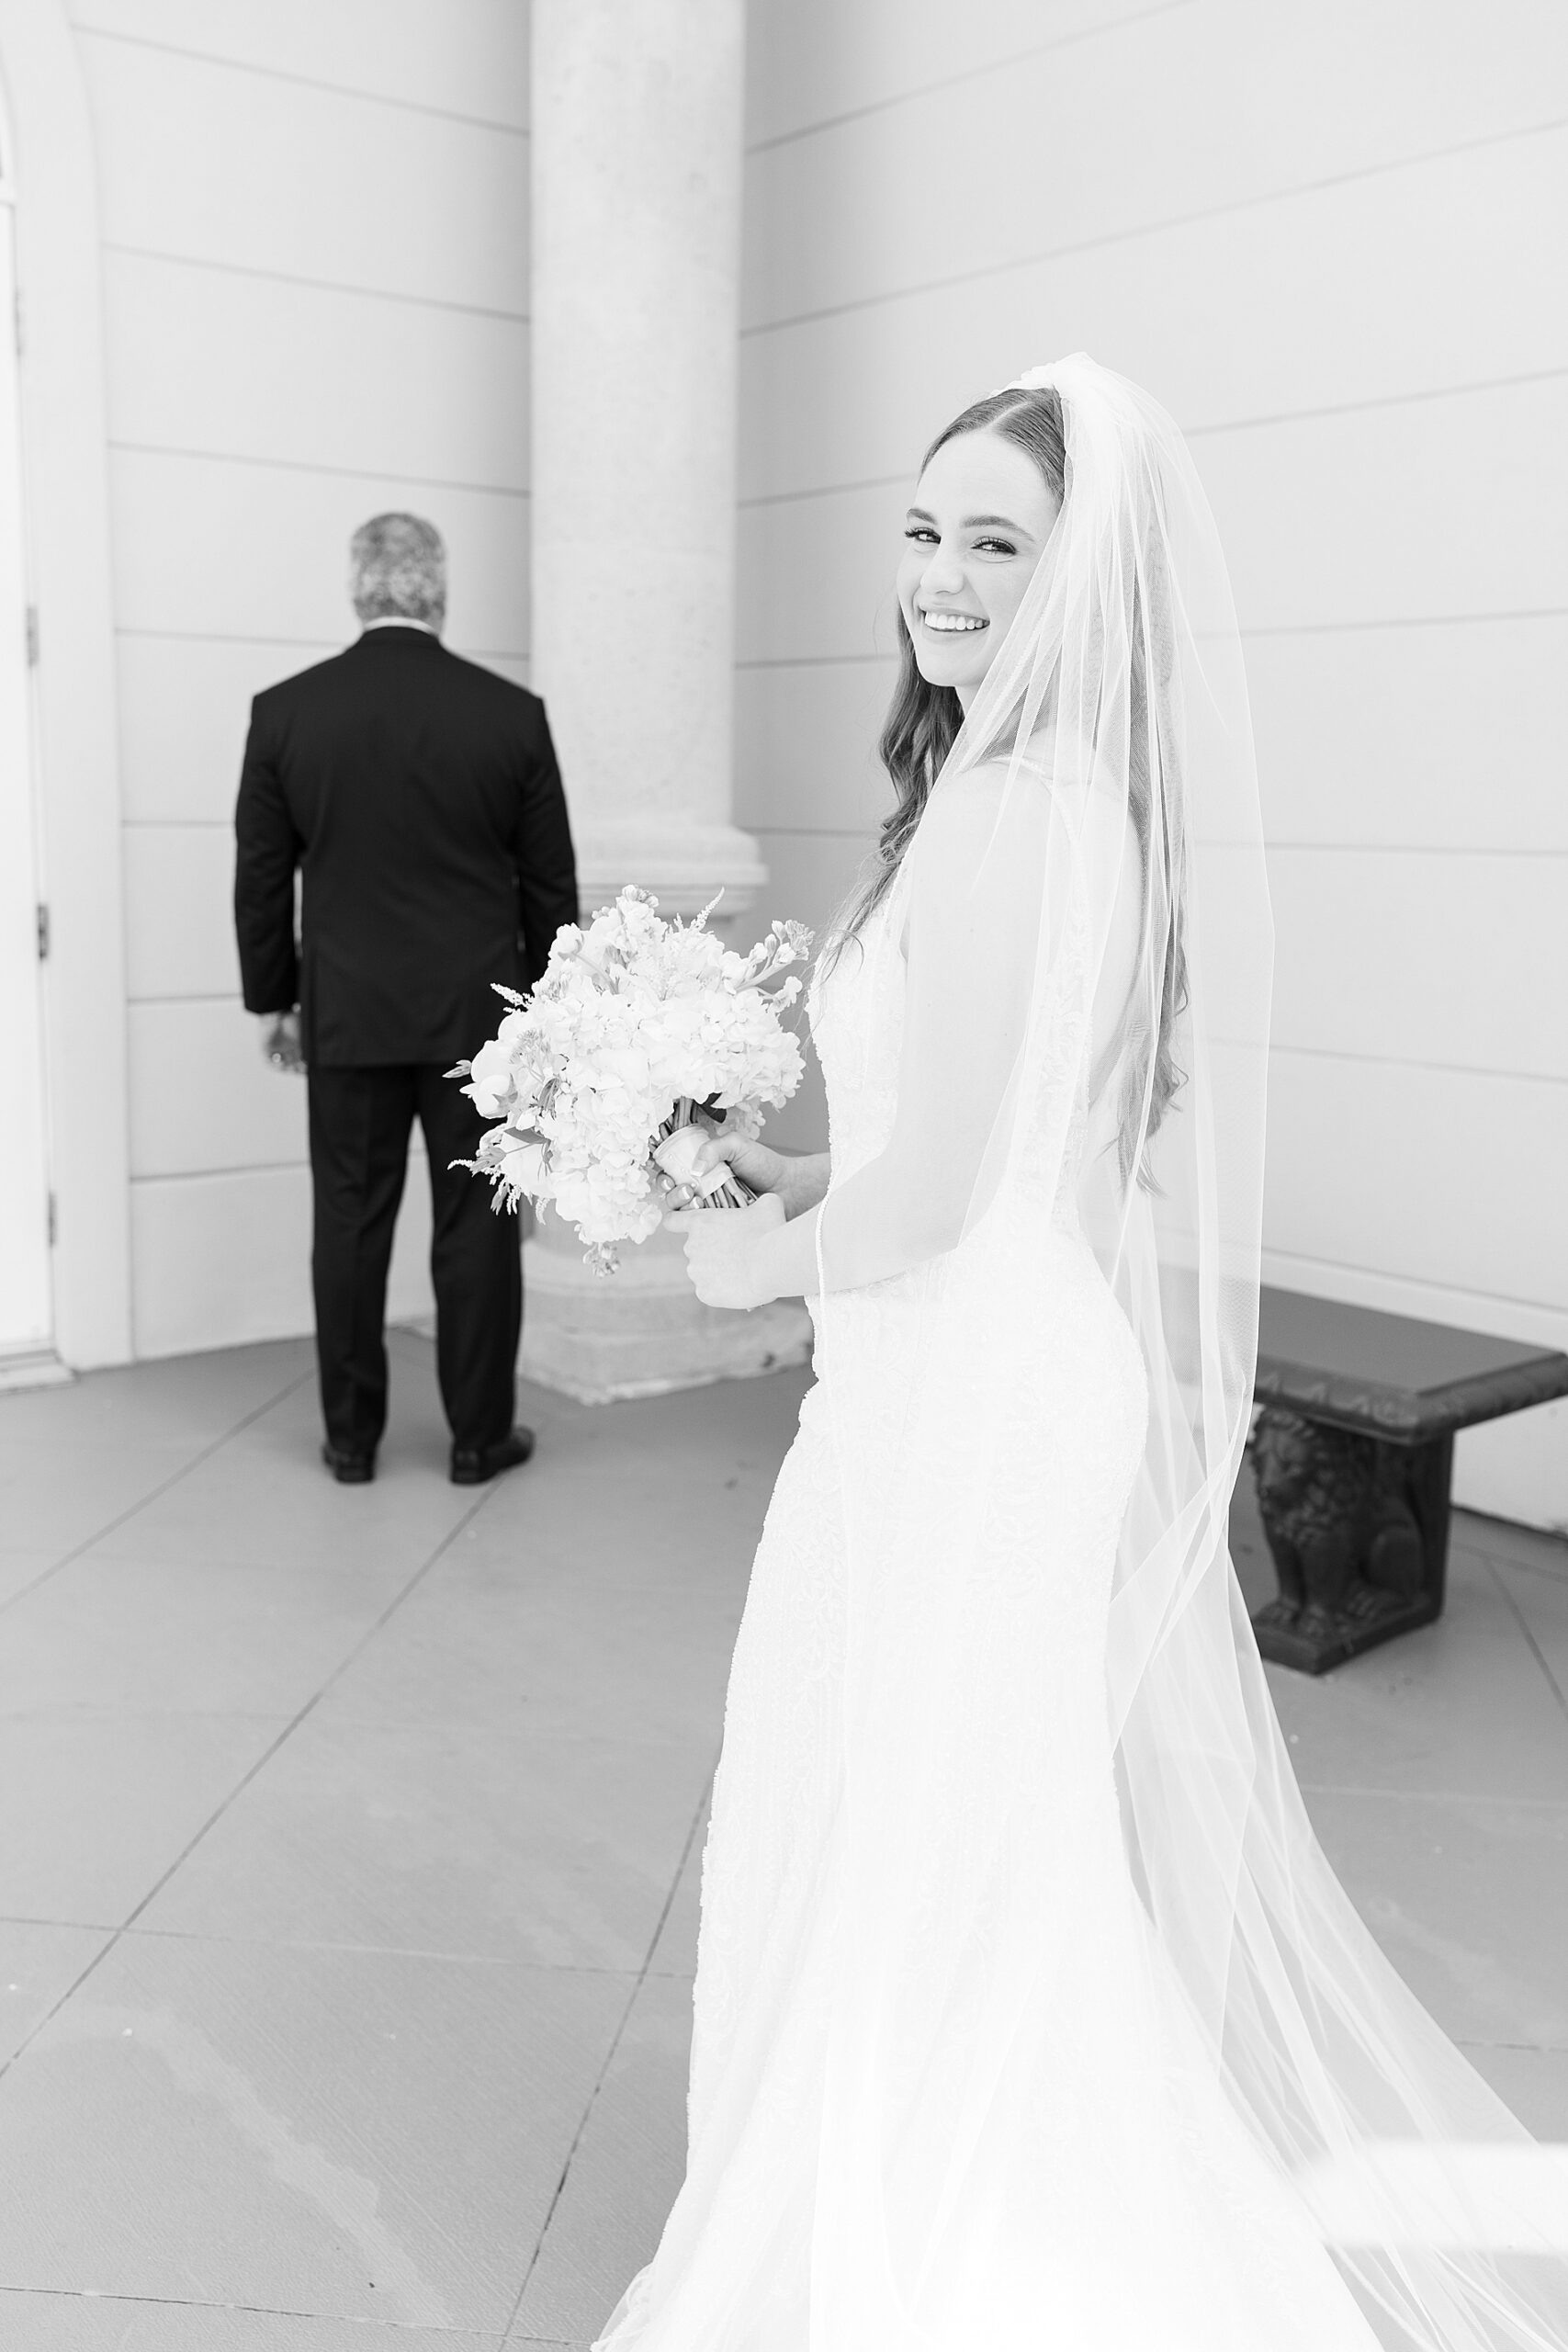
1247, 1408, 1455, 1673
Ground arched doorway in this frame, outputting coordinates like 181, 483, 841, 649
0, 109, 54, 1379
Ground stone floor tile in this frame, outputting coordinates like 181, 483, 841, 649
135, 1715, 715, 1970
1303, 1788, 1568, 2049
1489, 1555, 1568, 1706
454, 1369, 811, 1600
0, 1934, 626, 2333
88, 1440, 489, 1576
0, 1552, 414, 1718
1266, 1545, 1568, 1804
0, 2293, 504, 2348
507, 1972, 693, 2346
0, 1710, 291, 1924
314, 1545, 744, 1747
1460, 2043, 1568, 2140
645, 1799, 707, 1979
73, 1341, 492, 1577
1463, 1510, 1568, 1584
4, 1336, 1566, 2332
0, 1441, 212, 1563
0, 1921, 117, 2064
0, 1340, 309, 1452
0, 1549, 58, 1608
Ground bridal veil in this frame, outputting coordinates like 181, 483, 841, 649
804, 354, 1568, 2349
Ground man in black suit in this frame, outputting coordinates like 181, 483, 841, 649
234, 513, 578, 1486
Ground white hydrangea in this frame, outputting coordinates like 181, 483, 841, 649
449, 888, 813, 1273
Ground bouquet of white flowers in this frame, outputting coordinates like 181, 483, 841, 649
450, 887, 813, 1274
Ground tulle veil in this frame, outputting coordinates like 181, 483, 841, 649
804, 354, 1568, 2349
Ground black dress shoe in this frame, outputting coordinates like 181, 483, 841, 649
321, 1441, 376, 1485
450, 1426, 536, 1486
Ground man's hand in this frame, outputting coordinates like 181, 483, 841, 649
260, 1009, 305, 1074
664, 1192, 786, 1308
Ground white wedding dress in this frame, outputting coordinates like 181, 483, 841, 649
594, 357, 1568, 2351
594, 876, 1383, 2351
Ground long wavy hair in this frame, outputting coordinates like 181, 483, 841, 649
824, 382, 1189, 1182
829, 388, 1066, 958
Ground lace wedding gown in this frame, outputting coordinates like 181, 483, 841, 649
593, 872, 1386, 2352
591, 356, 1566, 2350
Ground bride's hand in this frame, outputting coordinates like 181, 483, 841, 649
682, 1130, 829, 1221
688, 1128, 786, 1197
664, 1192, 786, 1308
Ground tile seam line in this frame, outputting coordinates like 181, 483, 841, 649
0, 1362, 313, 1628
0, 2281, 505, 2331
109, 440, 528, 497
1295, 1782, 1568, 1809
741, 0, 1192, 154
100, 242, 529, 324
0, 1477, 502, 2089
0, 1918, 648, 1969
1457, 2040, 1568, 2053
502, 1758, 718, 2340
738, 112, 1568, 340
736, 367, 1568, 509
1479, 1550, 1568, 1593
1485, 1560, 1568, 1727
1462, 1510, 1568, 1559
74, 22, 528, 138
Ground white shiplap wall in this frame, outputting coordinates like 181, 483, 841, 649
738, 0, 1568, 1523
69, 0, 530, 1356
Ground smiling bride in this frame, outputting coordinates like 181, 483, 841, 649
604, 356, 1568, 2351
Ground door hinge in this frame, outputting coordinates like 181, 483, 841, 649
25, 605, 39, 664
47, 1193, 57, 1248
36, 902, 49, 960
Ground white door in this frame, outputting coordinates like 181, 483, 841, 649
0, 199, 53, 1358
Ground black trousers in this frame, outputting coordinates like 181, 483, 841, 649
307, 1063, 522, 1459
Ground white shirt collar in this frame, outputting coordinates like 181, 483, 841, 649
360, 616, 440, 637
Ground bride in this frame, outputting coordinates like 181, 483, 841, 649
605, 356, 1568, 2349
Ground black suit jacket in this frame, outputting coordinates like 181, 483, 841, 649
233, 627, 579, 1067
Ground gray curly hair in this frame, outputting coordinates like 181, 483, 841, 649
350, 512, 446, 628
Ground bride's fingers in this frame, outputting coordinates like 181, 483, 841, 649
690, 1133, 739, 1177
662, 1204, 715, 1233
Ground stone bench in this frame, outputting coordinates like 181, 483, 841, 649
1246, 1286, 1568, 1674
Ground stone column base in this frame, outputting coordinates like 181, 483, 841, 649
520, 820, 808, 1402
520, 1214, 813, 1405
573, 819, 769, 932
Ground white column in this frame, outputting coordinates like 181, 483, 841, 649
525, 0, 810, 1401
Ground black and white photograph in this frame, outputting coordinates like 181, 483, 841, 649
0, 4, 1566, 2347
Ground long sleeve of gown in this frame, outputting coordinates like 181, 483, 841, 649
777, 763, 1138, 1299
